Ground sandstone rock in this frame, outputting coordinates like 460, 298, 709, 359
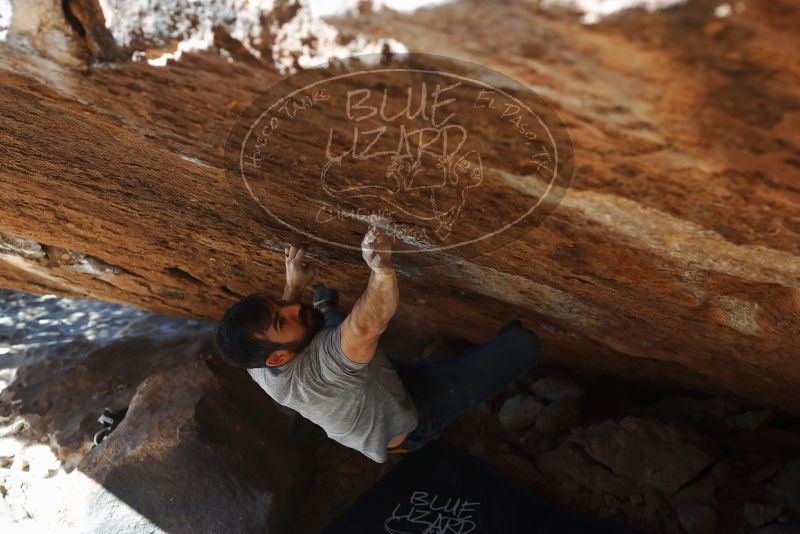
568, 417, 719, 494
0, 291, 214, 470
1, 0, 799, 422
59, 358, 310, 533
531, 376, 585, 401
535, 397, 582, 435
537, 443, 638, 497
677, 504, 718, 534
744, 502, 784, 528
498, 394, 544, 431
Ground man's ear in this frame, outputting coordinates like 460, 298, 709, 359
266, 349, 294, 367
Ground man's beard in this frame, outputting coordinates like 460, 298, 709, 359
286, 304, 325, 353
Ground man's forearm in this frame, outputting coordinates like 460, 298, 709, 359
282, 283, 304, 302
350, 268, 398, 334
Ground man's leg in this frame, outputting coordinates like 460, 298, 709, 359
313, 284, 346, 327
390, 319, 540, 452
324, 309, 347, 327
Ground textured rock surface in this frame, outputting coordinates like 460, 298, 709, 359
568, 416, 719, 494
531, 376, 586, 401
62, 357, 309, 533
4, 298, 799, 533
0, 291, 311, 532
535, 397, 583, 435
498, 394, 544, 430
0, 0, 799, 417
0, 295, 213, 469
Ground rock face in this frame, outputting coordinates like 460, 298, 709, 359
0, 292, 313, 532
62, 357, 309, 533
0, 0, 799, 417
535, 397, 583, 435
568, 417, 719, 494
498, 394, 544, 430
0, 307, 213, 469
531, 376, 586, 402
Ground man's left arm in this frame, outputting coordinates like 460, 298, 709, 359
282, 245, 316, 302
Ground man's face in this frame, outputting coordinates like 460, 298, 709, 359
262, 296, 324, 365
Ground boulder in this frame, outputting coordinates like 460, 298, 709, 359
535, 397, 582, 435
531, 376, 585, 401
0, 290, 214, 469
58, 358, 310, 533
498, 395, 544, 431
537, 443, 638, 497
568, 417, 719, 495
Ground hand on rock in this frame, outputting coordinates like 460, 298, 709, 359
284, 245, 316, 290
361, 227, 394, 275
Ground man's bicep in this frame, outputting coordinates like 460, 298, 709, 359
340, 314, 381, 364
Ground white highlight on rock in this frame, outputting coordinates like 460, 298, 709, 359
179, 154, 219, 169
136, 28, 215, 67
0, 291, 211, 531
95, 0, 409, 70
268, 1, 408, 72
714, 2, 732, 17
494, 168, 800, 290
0, 0, 11, 41
305, 0, 457, 18
543, 0, 686, 24
378, 0, 457, 13
99, 0, 272, 49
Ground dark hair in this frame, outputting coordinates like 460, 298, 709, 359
215, 294, 280, 368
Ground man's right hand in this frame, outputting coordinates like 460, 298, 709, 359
361, 227, 394, 274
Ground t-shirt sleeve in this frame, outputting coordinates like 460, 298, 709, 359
246, 367, 267, 389
318, 324, 368, 382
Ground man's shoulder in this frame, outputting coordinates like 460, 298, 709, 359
312, 324, 369, 378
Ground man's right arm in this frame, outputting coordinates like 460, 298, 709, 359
340, 228, 398, 364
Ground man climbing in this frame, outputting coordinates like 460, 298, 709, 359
215, 227, 541, 463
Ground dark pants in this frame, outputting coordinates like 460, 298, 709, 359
324, 309, 541, 453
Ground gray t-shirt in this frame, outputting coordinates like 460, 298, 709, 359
247, 324, 419, 463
